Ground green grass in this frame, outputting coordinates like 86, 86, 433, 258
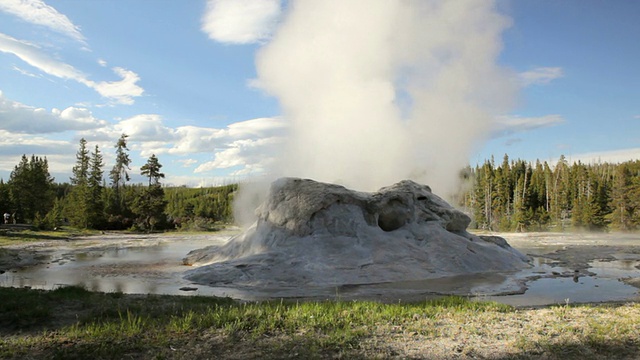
0, 227, 101, 246
0, 286, 638, 359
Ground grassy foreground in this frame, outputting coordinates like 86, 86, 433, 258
0, 287, 639, 359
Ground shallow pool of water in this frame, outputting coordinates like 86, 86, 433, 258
0, 235, 244, 298
2, 232, 640, 306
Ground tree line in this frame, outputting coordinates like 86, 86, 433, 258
0, 134, 236, 231
460, 154, 640, 232
1, 143, 638, 232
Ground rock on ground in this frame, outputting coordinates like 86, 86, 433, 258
184, 178, 530, 293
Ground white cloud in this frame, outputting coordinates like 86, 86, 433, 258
634, 115, 640, 119
201, 0, 282, 44
552, 148, 640, 165
0, 130, 72, 154
0, 111, 286, 184
89, 67, 144, 105
0, 32, 86, 79
0, 0, 85, 44
159, 117, 286, 156
0, 33, 143, 104
163, 174, 236, 188
194, 137, 281, 173
177, 159, 198, 167
0, 130, 77, 181
11, 65, 40, 78
114, 114, 177, 143
519, 67, 564, 86
493, 114, 564, 136
105, 115, 285, 176
0, 91, 107, 134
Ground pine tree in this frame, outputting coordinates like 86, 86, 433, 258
70, 138, 89, 186
133, 154, 167, 232
8, 155, 55, 222
610, 161, 639, 230
66, 139, 92, 228
0, 180, 10, 218
109, 134, 131, 189
140, 154, 165, 186
87, 145, 105, 227
106, 134, 133, 228
551, 155, 571, 229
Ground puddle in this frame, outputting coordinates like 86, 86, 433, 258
481, 269, 640, 307
0, 235, 240, 298
1, 232, 640, 307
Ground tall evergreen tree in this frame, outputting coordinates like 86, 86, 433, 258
87, 145, 105, 227
610, 161, 639, 230
109, 134, 131, 189
70, 138, 89, 186
0, 179, 10, 219
66, 139, 92, 228
8, 155, 55, 222
140, 154, 165, 186
133, 154, 167, 232
106, 134, 133, 227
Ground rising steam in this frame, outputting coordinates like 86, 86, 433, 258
238, 0, 516, 224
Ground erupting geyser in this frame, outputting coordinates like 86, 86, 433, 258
184, 178, 530, 299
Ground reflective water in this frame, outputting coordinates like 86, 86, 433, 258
2, 232, 640, 306
1, 235, 244, 298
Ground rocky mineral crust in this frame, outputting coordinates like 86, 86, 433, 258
184, 178, 529, 291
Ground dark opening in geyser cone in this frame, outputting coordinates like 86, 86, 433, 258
184, 178, 530, 299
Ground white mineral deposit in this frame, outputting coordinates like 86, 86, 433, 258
183, 178, 531, 298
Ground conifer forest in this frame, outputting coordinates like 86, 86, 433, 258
0, 135, 235, 232
460, 155, 640, 232
0, 136, 638, 233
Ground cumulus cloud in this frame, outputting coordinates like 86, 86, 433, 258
0, 91, 107, 134
90, 67, 144, 105
104, 115, 285, 176
493, 114, 564, 136
519, 67, 564, 86
201, 0, 282, 44
552, 148, 640, 165
114, 114, 176, 142
0, 130, 73, 154
155, 117, 286, 156
195, 137, 281, 173
0, 33, 143, 104
0, 129, 77, 180
178, 159, 198, 167
0, 0, 85, 44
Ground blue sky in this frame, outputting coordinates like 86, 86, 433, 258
0, 0, 638, 188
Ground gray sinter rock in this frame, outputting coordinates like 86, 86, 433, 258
184, 178, 530, 290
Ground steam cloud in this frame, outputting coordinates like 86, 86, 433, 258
254, 0, 516, 195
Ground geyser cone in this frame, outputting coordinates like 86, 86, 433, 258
184, 178, 530, 299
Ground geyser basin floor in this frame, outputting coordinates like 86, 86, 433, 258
0, 232, 639, 307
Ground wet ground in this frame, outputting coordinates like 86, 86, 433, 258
1, 231, 639, 307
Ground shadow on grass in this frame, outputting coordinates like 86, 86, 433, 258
1, 287, 639, 360
499, 340, 640, 360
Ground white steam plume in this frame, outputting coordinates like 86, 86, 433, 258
255, 0, 517, 195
